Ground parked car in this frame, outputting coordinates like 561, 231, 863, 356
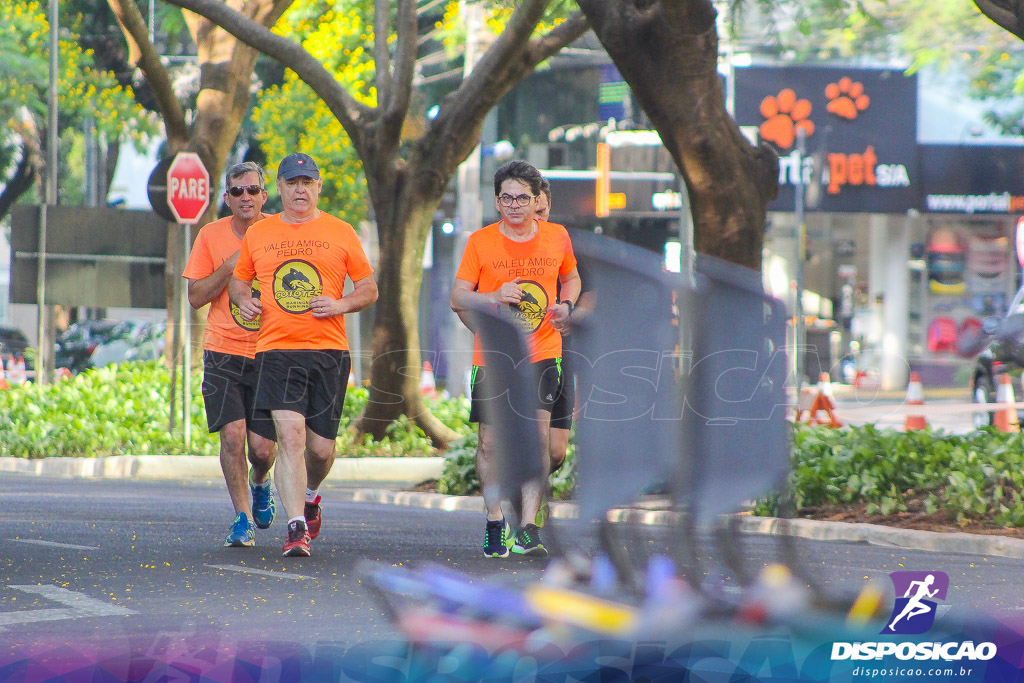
55, 320, 122, 373
125, 320, 167, 362
87, 320, 154, 368
0, 325, 29, 359
961, 285, 1024, 427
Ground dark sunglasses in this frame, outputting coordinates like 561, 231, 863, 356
227, 185, 263, 197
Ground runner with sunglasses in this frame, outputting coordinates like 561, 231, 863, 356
182, 161, 278, 548
451, 160, 581, 559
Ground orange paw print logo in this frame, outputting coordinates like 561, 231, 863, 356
825, 77, 870, 120
759, 89, 814, 149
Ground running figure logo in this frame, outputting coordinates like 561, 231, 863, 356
882, 571, 949, 635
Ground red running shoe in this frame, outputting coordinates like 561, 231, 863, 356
304, 495, 322, 540
282, 520, 311, 557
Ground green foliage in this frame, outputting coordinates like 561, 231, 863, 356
438, 432, 480, 496
754, 424, 1024, 527
0, 362, 213, 458
0, 1, 155, 206
436, 428, 577, 499
0, 362, 469, 461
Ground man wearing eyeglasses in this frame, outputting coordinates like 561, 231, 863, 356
182, 161, 278, 549
450, 160, 581, 559
231, 152, 378, 558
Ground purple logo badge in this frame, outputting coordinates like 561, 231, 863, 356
881, 571, 949, 634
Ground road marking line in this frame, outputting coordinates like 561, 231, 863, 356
11, 538, 98, 550
205, 564, 313, 581
1, 585, 135, 631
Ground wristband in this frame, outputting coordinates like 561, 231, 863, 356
560, 300, 574, 317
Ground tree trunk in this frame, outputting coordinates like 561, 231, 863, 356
357, 173, 458, 447
576, 0, 778, 270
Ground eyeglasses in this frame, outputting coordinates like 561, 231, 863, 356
497, 193, 535, 207
227, 185, 263, 197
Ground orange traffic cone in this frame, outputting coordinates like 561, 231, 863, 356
807, 373, 842, 428
994, 375, 1020, 433
904, 372, 928, 431
420, 361, 437, 397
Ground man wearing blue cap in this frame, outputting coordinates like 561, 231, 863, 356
231, 152, 378, 557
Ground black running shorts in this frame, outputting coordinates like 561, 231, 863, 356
254, 349, 351, 440
549, 351, 575, 431
469, 358, 561, 424
201, 350, 276, 440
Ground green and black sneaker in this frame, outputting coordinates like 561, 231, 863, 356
512, 523, 548, 556
483, 518, 513, 558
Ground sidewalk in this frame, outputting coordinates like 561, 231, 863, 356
5, 454, 1024, 560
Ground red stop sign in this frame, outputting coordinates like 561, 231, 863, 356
166, 152, 211, 224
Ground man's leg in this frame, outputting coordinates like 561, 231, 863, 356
519, 409, 551, 526
271, 409, 308, 522
305, 429, 336, 491
220, 419, 252, 517
247, 430, 277, 529
247, 431, 276, 483
476, 423, 504, 521
301, 428, 336, 539
548, 427, 569, 474
477, 423, 515, 558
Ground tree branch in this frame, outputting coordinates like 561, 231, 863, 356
374, 0, 392, 112
108, 0, 189, 147
974, 0, 1024, 39
160, 0, 375, 152
387, 0, 418, 124
0, 143, 39, 222
424, 2, 588, 179
524, 11, 590, 64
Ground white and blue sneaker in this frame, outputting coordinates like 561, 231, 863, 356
250, 469, 276, 529
224, 512, 255, 547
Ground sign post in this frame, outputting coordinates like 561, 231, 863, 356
166, 152, 210, 451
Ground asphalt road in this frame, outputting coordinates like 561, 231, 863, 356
3, 475, 1024, 654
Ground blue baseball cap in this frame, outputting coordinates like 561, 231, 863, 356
277, 153, 320, 180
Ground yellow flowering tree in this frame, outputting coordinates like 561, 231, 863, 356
163, 0, 588, 446
0, 1, 152, 221
252, 0, 373, 222
106, 0, 293, 368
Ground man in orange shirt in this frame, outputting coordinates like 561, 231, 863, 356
182, 161, 278, 548
451, 160, 581, 558
231, 153, 378, 558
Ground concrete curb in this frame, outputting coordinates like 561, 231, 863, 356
337, 489, 1024, 561
6, 455, 1024, 560
0, 455, 444, 483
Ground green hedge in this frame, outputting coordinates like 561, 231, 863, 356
0, 361, 470, 459
756, 424, 1024, 527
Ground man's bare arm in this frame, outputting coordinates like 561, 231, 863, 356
187, 251, 240, 308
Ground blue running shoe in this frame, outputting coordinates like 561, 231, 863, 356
250, 469, 276, 529
224, 512, 255, 547
483, 519, 513, 558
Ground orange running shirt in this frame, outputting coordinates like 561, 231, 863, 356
182, 215, 265, 358
455, 220, 577, 365
234, 211, 373, 352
